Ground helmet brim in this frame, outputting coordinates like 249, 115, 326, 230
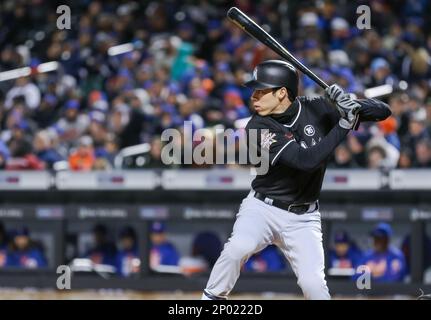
243, 80, 278, 90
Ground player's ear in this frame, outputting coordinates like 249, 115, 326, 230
278, 87, 287, 101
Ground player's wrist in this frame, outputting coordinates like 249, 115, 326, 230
338, 118, 354, 130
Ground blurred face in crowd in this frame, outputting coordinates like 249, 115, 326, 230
154, 67, 169, 83
14, 235, 29, 250
373, 66, 389, 82
11, 127, 24, 140
66, 108, 78, 121
93, 230, 106, 246
105, 138, 118, 155
373, 235, 389, 253
89, 121, 107, 143
389, 94, 408, 117
136, 67, 152, 84
33, 132, 50, 152
367, 147, 385, 169
120, 236, 135, 251
335, 242, 350, 257
16, 77, 29, 87
77, 143, 93, 157
79, 32, 91, 47
409, 120, 425, 137
150, 137, 162, 160
179, 100, 194, 117
416, 141, 431, 165
150, 232, 166, 246
251, 87, 290, 116
398, 150, 412, 168
335, 145, 352, 165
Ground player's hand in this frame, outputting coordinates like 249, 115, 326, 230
325, 84, 344, 103
337, 95, 361, 130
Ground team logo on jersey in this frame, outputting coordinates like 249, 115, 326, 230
261, 131, 277, 150
304, 125, 315, 137
252, 67, 258, 80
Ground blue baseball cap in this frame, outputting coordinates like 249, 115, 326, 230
119, 226, 136, 240
371, 58, 389, 72
43, 94, 58, 106
65, 99, 80, 110
207, 19, 221, 31
12, 120, 28, 131
12, 226, 29, 237
371, 222, 392, 238
150, 221, 166, 233
334, 230, 350, 243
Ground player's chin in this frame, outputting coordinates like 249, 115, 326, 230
254, 107, 267, 116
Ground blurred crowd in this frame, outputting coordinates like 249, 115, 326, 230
0, 0, 430, 171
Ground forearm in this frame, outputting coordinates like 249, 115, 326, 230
278, 124, 349, 171
357, 98, 391, 122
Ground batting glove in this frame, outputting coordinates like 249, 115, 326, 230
325, 84, 345, 103
337, 95, 361, 130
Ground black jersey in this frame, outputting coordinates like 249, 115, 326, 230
245, 96, 391, 203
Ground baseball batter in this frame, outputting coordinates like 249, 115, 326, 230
202, 60, 391, 300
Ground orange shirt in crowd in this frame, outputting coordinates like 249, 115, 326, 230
68, 150, 95, 171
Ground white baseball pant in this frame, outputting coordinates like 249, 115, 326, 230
202, 191, 330, 300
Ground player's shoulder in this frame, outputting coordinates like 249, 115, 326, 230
298, 95, 327, 108
298, 95, 333, 115
245, 113, 277, 130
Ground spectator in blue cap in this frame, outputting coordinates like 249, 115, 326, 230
369, 57, 397, 87
55, 99, 90, 144
328, 230, 362, 272
8, 226, 47, 269
149, 221, 180, 270
358, 223, 407, 282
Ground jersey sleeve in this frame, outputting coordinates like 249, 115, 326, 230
246, 115, 349, 171
277, 124, 349, 171
314, 96, 391, 124
356, 98, 392, 122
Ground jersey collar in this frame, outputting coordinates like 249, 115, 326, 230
270, 98, 301, 127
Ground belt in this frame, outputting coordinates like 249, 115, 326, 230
253, 191, 318, 215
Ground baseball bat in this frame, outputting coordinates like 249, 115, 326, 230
227, 7, 329, 90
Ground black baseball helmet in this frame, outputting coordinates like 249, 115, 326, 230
244, 60, 299, 99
